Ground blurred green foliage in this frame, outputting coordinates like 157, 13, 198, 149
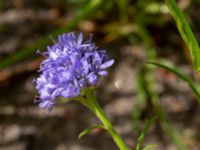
0, 0, 103, 69
135, 115, 158, 150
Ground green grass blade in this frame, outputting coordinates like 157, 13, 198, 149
166, 0, 200, 71
147, 61, 200, 104
135, 115, 158, 150
0, 0, 102, 69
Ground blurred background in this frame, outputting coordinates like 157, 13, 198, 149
0, 0, 200, 150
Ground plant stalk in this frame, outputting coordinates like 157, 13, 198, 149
79, 91, 129, 150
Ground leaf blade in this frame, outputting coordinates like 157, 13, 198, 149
147, 61, 200, 104
78, 124, 104, 139
166, 0, 200, 71
135, 115, 158, 150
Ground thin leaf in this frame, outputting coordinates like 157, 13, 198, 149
135, 115, 158, 150
143, 144, 158, 150
147, 61, 200, 104
78, 124, 104, 139
166, 0, 200, 71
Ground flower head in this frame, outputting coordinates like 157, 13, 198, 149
34, 32, 114, 111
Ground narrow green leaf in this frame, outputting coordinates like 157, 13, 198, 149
147, 61, 200, 104
166, 0, 200, 71
78, 124, 104, 139
135, 115, 158, 150
143, 144, 158, 150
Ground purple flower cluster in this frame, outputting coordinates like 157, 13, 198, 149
35, 32, 114, 110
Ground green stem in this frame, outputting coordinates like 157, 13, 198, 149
79, 90, 129, 150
